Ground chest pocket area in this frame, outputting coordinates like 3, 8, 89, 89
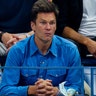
46, 69, 66, 86
20, 69, 38, 85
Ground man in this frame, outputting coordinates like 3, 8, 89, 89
53, 0, 96, 95
53, 0, 96, 64
0, 0, 37, 46
0, 0, 37, 65
0, 0, 83, 96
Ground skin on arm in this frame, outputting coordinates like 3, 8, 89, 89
7, 30, 34, 47
63, 26, 96, 57
1, 31, 34, 51
27, 30, 34, 36
1, 32, 14, 46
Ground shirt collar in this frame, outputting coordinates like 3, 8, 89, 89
49, 36, 57, 57
30, 35, 38, 56
30, 35, 57, 57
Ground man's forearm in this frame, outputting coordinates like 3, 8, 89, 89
27, 31, 34, 36
63, 26, 90, 46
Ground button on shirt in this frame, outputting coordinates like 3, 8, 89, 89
0, 35, 82, 96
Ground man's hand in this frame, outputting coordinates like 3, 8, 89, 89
6, 34, 26, 48
35, 79, 59, 96
86, 38, 96, 58
1, 31, 34, 50
1, 32, 13, 46
1, 33, 23, 47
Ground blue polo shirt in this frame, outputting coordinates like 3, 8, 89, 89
0, 35, 82, 96
0, 0, 37, 33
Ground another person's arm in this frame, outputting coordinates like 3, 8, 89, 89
53, 0, 96, 58
63, 26, 96, 57
6, 31, 34, 48
0, 31, 34, 49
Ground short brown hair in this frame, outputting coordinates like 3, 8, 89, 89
31, 0, 59, 22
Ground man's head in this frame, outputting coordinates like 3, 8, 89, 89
31, 0, 59, 44
31, 0, 59, 23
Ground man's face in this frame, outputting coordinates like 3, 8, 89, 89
31, 12, 56, 44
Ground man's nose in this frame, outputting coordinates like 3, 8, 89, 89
46, 23, 51, 29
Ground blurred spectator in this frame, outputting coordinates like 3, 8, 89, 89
53, 0, 96, 61
0, 0, 37, 65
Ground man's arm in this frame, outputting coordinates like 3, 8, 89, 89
63, 26, 96, 57
63, 26, 90, 46
0, 31, 34, 49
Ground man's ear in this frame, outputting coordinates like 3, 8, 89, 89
31, 21, 35, 31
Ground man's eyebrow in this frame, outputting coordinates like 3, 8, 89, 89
40, 18, 56, 22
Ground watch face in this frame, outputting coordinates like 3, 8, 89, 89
26, 34, 30, 37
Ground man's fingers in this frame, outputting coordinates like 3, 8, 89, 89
6, 38, 17, 48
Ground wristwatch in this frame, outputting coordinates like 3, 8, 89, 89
0, 31, 4, 42
25, 33, 30, 38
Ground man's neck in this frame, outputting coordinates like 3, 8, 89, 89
35, 39, 51, 55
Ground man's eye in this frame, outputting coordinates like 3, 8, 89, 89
40, 22, 46, 24
49, 21, 56, 25
40, 21, 56, 25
